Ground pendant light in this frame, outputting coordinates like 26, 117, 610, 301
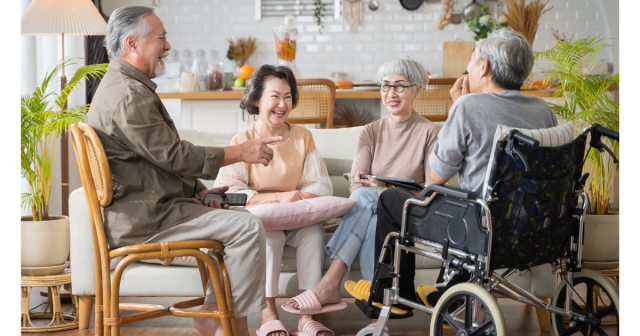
463, 0, 483, 21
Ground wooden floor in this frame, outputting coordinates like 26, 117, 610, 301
23, 289, 617, 336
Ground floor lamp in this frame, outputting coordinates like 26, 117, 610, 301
22, 0, 107, 216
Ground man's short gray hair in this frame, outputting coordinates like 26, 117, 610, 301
476, 28, 535, 90
377, 58, 429, 89
105, 6, 156, 60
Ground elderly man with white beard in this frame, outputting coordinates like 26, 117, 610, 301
86, 6, 280, 336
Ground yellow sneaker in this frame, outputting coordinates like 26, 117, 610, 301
344, 280, 408, 315
417, 284, 452, 329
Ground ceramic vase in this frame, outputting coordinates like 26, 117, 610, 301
21, 216, 70, 268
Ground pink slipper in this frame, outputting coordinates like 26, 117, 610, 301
281, 290, 347, 315
289, 320, 334, 336
256, 320, 289, 336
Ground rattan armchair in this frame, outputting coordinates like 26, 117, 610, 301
69, 122, 237, 336
413, 78, 457, 122
287, 78, 336, 128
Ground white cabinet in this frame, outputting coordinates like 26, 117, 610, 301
180, 100, 257, 132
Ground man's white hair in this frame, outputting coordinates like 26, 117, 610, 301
105, 6, 156, 60
476, 28, 535, 90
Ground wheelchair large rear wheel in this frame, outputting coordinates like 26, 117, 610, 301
551, 269, 619, 336
430, 283, 506, 336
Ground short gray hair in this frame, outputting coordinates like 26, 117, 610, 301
476, 28, 534, 90
377, 58, 429, 89
105, 6, 156, 60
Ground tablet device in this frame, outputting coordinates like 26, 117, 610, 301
359, 175, 424, 191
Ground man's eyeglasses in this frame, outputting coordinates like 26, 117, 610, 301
378, 83, 417, 93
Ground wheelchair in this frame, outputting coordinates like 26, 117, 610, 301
356, 122, 620, 336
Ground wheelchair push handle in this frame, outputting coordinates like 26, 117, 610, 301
511, 131, 540, 149
594, 124, 619, 141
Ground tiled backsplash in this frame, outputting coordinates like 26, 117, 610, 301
157, 0, 613, 81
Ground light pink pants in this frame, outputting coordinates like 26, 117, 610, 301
264, 223, 326, 298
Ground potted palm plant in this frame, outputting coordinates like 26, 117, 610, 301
21, 58, 107, 272
535, 36, 619, 270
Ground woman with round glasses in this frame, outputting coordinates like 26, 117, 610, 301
284, 58, 440, 328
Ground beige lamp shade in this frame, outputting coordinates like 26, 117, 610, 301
22, 0, 107, 36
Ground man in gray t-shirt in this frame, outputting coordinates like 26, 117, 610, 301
430, 90, 557, 196
370, 28, 558, 311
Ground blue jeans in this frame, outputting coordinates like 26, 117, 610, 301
325, 188, 379, 280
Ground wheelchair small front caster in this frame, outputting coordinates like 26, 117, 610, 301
430, 283, 506, 336
355, 325, 390, 336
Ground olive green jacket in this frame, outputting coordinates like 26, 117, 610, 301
86, 58, 225, 248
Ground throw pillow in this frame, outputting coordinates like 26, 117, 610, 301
247, 196, 357, 231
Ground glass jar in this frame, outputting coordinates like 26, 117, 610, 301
274, 15, 297, 68
206, 62, 224, 91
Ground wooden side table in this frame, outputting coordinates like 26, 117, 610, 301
21, 272, 79, 332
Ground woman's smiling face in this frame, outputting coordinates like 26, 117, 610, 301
380, 74, 419, 119
256, 77, 293, 127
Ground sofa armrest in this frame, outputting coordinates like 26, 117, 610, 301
69, 188, 97, 296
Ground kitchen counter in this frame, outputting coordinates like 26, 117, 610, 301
160, 81, 618, 133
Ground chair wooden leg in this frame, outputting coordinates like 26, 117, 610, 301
535, 298, 552, 332
78, 295, 94, 330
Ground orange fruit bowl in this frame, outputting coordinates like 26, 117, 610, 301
238, 65, 255, 80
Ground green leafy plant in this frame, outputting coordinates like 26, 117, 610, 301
21, 58, 107, 221
464, 5, 509, 42
313, 0, 326, 34
535, 35, 618, 215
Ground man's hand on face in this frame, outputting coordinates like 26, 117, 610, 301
239, 137, 282, 166
450, 75, 470, 103
199, 185, 230, 209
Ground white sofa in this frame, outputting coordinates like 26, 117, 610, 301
70, 126, 557, 327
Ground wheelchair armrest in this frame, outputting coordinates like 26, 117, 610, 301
420, 184, 476, 200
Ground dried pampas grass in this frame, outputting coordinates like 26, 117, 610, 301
500, 0, 553, 46
227, 36, 257, 68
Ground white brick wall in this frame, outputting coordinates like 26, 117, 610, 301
157, 0, 613, 81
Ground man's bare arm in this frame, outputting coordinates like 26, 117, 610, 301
431, 170, 449, 185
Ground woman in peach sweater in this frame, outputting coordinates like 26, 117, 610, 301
214, 65, 335, 336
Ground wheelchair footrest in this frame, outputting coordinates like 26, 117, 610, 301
354, 299, 414, 320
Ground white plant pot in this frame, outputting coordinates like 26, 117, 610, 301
21, 216, 70, 268
581, 214, 619, 270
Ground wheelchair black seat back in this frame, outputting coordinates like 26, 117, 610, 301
483, 122, 587, 270
359, 121, 620, 336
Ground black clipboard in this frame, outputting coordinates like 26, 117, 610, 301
360, 175, 424, 191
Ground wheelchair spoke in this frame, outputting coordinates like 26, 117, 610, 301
593, 326, 609, 336
593, 304, 615, 319
469, 318, 494, 336
585, 284, 595, 313
465, 295, 473, 329
442, 311, 462, 332
572, 300, 584, 314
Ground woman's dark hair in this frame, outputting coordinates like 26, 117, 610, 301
239, 65, 299, 115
